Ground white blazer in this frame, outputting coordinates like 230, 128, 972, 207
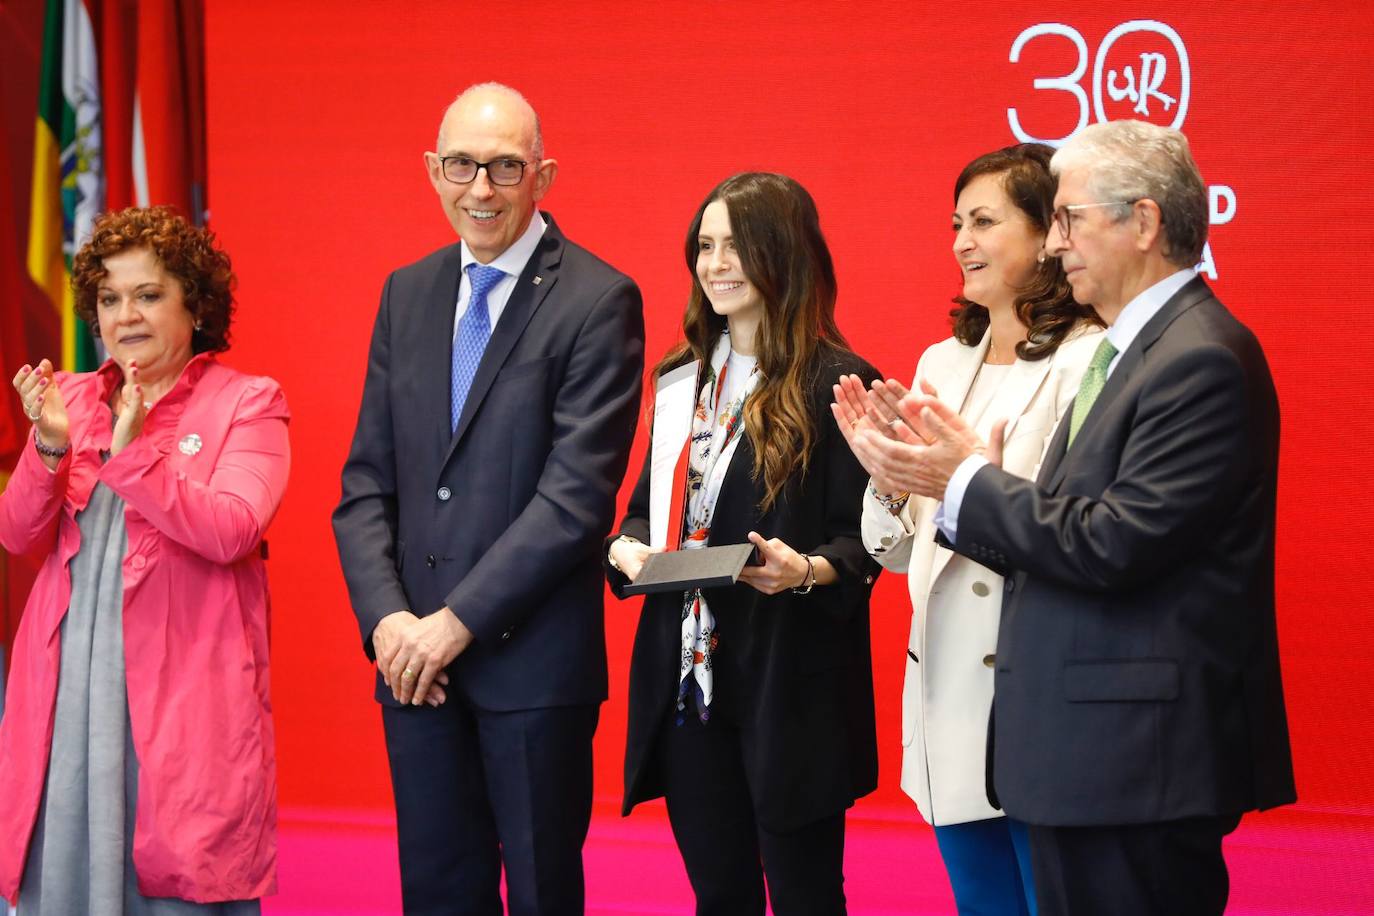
862, 324, 1104, 826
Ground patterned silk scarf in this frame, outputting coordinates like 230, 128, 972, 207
677, 332, 760, 724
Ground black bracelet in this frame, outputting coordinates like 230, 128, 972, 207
33, 429, 70, 459
790, 555, 816, 595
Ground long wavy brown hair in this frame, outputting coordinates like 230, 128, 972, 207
655, 173, 851, 511
949, 144, 1102, 360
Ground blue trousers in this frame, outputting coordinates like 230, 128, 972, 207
933, 816, 1036, 916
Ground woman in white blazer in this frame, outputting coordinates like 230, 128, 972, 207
836, 144, 1104, 915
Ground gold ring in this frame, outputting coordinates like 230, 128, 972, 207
402, 667, 416, 680
850, 418, 861, 428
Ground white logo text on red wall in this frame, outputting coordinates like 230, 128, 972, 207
1007, 20, 1234, 280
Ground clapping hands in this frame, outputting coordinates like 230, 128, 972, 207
831, 374, 1006, 500
12, 359, 70, 467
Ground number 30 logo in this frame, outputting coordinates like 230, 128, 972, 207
1008, 20, 1191, 146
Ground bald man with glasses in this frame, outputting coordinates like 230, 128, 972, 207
334, 83, 645, 915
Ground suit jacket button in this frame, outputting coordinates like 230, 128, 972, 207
437, 487, 452, 501
501, 629, 513, 641
971, 581, 990, 597
864, 574, 875, 585
983, 653, 996, 668
426, 554, 436, 568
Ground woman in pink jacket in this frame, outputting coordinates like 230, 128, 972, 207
0, 206, 289, 914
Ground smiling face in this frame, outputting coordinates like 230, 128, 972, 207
96, 246, 196, 383
952, 172, 1045, 312
695, 199, 766, 329
425, 88, 557, 264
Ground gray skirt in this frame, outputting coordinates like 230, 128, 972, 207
19, 483, 260, 916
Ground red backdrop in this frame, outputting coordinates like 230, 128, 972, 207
184, 1, 1374, 820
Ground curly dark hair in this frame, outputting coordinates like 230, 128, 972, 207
72, 205, 235, 354
949, 144, 1102, 360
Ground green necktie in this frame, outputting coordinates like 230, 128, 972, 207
1067, 338, 1119, 447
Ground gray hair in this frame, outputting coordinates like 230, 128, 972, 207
436, 82, 544, 161
1051, 120, 1207, 267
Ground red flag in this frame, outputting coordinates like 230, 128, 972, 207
0, 106, 28, 468
101, 0, 139, 211
132, 0, 207, 221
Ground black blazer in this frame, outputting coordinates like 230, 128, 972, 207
955, 277, 1296, 826
608, 348, 881, 832
333, 216, 645, 711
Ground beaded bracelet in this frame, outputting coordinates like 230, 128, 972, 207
33, 429, 70, 459
869, 482, 910, 512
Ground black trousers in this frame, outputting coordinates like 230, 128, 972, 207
1029, 815, 1242, 916
381, 699, 600, 916
657, 711, 847, 916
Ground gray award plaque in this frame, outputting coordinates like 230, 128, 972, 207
621, 543, 758, 596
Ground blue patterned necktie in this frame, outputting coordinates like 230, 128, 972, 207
450, 263, 506, 432
1067, 337, 1120, 448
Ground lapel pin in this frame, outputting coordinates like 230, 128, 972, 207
179, 433, 203, 456
532, 276, 543, 285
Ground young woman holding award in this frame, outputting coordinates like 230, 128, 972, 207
605, 172, 881, 915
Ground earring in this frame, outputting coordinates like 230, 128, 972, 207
1037, 252, 1047, 264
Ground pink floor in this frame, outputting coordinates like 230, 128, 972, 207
262, 800, 1374, 914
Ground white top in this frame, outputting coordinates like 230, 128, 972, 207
718, 349, 758, 409
454, 211, 548, 331
959, 362, 1014, 434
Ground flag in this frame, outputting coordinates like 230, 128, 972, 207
0, 127, 26, 479
0, 93, 26, 475
101, 0, 208, 217
26, 0, 104, 374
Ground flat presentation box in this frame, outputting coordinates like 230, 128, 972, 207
622, 543, 757, 596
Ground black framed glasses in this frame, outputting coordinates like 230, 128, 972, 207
1052, 200, 1139, 241
437, 155, 530, 187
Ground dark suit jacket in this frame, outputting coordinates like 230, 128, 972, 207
955, 276, 1295, 826
333, 215, 645, 711
608, 348, 881, 832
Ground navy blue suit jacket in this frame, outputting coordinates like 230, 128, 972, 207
333, 216, 645, 711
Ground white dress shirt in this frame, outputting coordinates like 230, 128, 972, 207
937, 268, 1198, 541
453, 211, 548, 333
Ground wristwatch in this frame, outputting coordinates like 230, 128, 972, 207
607, 535, 640, 571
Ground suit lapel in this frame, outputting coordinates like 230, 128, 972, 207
926, 336, 993, 587
444, 221, 564, 465
422, 245, 466, 459
939, 330, 988, 414
1045, 276, 1213, 491
1036, 408, 1072, 487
